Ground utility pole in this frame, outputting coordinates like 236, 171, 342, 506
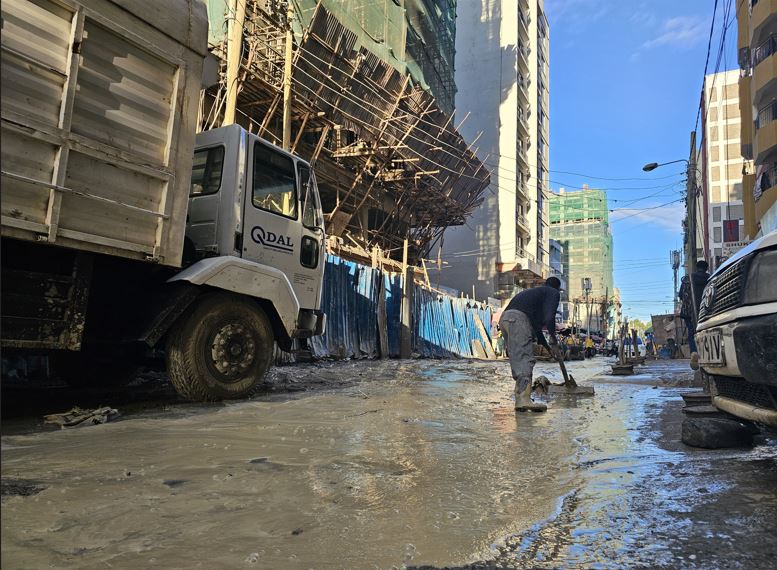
582, 277, 592, 334
223, 0, 247, 126
671, 249, 681, 313
282, 1, 294, 150
685, 131, 697, 277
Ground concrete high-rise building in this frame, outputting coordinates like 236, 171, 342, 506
431, 0, 550, 300
700, 70, 748, 271
737, 0, 777, 238
549, 188, 614, 335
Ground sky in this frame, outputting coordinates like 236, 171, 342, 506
545, 0, 738, 322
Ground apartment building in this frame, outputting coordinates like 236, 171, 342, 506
737, 0, 777, 237
431, 0, 550, 300
700, 70, 748, 270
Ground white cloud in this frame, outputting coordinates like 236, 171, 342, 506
640, 15, 708, 51
611, 202, 685, 233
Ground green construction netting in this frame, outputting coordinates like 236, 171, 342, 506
549, 191, 614, 301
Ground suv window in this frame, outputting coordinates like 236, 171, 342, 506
253, 143, 297, 219
190, 146, 225, 196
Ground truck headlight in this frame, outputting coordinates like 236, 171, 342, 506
742, 249, 777, 305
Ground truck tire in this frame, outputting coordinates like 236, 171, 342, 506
165, 293, 274, 401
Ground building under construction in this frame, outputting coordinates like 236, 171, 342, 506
201, 0, 488, 267
549, 187, 615, 334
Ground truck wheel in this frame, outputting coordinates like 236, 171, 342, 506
165, 293, 274, 401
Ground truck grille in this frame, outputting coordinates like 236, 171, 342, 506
698, 260, 746, 322
714, 375, 777, 411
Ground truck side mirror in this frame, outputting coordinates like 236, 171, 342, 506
302, 179, 324, 233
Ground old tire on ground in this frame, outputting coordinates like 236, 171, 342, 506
681, 417, 754, 449
165, 293, 274, 401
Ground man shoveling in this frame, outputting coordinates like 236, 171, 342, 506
499, 277, 562, 412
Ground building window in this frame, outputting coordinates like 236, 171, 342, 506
712, 185, 721, 201
725, 142, 740, 157
711, 166, 720, 182
729, 204, 744, 219
710, 126, 719, 141
710, 146, 719, 161
726, 162, 742, 179
724, 103, 740, 118
713, 206, 721, 222
725, 123, 740, 140
724, 84, 738, 100
730, 183, 743, 201
713, 226, 722, 243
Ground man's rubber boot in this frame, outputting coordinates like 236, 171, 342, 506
515, 383, 547, 412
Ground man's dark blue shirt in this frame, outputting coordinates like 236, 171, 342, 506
504, 285, 561, 344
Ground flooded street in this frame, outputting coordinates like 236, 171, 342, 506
2, 358, 776, 569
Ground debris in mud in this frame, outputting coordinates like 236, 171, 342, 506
163, 479, 187, 488
44, 406, 119, 428
1, 478, 47, 498
291, 527, 303, 535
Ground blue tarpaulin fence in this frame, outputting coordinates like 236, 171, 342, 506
309, 255, 494, 359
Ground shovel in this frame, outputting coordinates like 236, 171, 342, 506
556, 351, 578, 388
544, 346, 595, 396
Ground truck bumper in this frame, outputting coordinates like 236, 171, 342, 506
698, 313, 777, 382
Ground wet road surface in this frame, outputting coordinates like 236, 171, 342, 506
2, 358, 776, 568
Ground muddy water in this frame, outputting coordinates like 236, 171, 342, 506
1, 360, 604, 568
3, 359, 776, 568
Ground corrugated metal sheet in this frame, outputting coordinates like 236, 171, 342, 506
309, 255, 381, 359
309, 255, 493, 360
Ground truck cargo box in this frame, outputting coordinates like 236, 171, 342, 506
1, 0, 208, 267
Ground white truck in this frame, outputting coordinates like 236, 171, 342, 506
1, 0, 326, 400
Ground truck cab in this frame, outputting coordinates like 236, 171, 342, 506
185, 125, 325, 330
160, 125, 327, 400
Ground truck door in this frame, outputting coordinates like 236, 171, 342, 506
242, 138, 321, 310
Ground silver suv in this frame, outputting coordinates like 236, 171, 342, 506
696, 229, 777, 426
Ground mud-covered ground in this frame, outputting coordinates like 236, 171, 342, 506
2, 357, 776, 568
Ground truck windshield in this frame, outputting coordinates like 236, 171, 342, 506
190, 147, 224, 196
252, 143, 297, 219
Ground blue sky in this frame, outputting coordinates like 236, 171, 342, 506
545, 0, 738, 322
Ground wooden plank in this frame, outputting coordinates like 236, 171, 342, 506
474, 313, 497, 359
471, 339, 487, 359
376, 275, 389, 359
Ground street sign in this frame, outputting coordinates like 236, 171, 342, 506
723, 219, 740, 243
722, 240, 750, 257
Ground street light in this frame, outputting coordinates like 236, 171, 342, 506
642, 159, 688, 172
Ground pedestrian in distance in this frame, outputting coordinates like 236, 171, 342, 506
498, 277, 562, 412
678, 259, 710, 370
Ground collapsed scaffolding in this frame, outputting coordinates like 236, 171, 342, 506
200, 0, 489, 267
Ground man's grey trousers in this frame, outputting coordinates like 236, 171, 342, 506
499, 309, 536, 393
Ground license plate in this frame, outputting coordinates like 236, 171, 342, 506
698, 330, 725, 366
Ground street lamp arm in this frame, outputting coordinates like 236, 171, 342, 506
642, 158, 689, 172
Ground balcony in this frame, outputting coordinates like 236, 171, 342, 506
517, 43, 530, 72
754, 162, 777, 223
517, 10, 530, 41
516, 213, 531, 235
753, 40, 777, 103
755, 101, 777, 162
517, 75, 530, 103
751, 0, 777, 45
